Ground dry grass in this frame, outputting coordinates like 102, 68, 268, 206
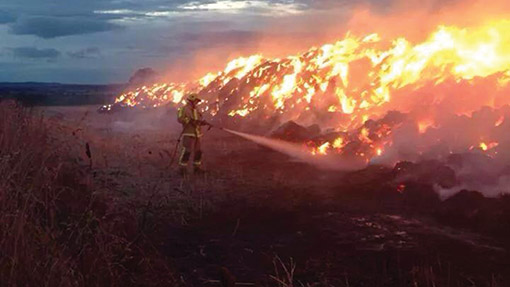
0, 101, 177, 286
1, 102, 505, 286
270, 255, 297, 287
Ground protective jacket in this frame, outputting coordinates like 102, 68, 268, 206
177, 104, 203, 137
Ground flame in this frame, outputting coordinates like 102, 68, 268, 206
109, 20, 510, 119
479, 142, 499, 151
397, 184, 406, 193
376, 148, 383, 156
495, 115, 505, 127
418, 119, 435, 134
312, 142, 331, 155
332, 137, 345, 149
224, 55, 264, 80
199, 73, 217, 87
104, 19, 510, 161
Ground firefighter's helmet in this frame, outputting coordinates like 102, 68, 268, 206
187, 93, 201, 103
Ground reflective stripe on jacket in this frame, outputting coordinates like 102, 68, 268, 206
177, 105, 203, 137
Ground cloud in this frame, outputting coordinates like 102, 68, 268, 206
9, 16, 122, 39
0, 10, 16, 24
175, 30, 260, 45
67, 47, 101, 59
93, 9, 181, 19
155, 30, 261, 57
178, 0, 307, 15
9, 47, 61, 59
92, 0, 309, 18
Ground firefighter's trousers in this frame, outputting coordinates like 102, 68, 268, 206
178, 135, 202, 167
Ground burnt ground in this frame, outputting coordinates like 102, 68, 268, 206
42, 106, 510, 286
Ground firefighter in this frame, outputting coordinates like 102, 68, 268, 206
177, 93, 209, 173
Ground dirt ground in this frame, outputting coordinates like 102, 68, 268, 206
40, 106, 510, 286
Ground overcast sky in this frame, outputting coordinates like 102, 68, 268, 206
0, 0, 476, 84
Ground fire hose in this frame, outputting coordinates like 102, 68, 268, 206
168, 129, 185, 167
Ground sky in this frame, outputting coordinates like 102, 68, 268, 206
0, 0, 502, 84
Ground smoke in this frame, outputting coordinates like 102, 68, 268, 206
345, 0, 510, 40
437, 175, 510, 199
223, 128, 366, 171
366, 104, 510, 198
107, 107, 180, 134
156, 0, 510, 84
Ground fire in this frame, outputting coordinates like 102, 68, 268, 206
479, 142, 499, 151
312, 142, 330, 155
199, 73, 217, 87
359, 127, 371, 143
418, 119, 435, 134
103, 19, 510, 161
397, 184, 406, 193
223, 55, 264, 82
332, 137, 344, 149
107, 20, 510, 119
495, 116, 505, 127
376, 148, 383, 156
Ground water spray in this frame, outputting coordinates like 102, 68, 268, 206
221, 128, 366, 171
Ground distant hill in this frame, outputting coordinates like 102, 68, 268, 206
0, 82, 127, 106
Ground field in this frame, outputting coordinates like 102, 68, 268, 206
1, 102, 510, 286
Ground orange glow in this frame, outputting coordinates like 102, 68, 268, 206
104, 19, 510, 161
376, 148, 383, 156
109, 20, 510, 117
312, 142, 331, 155
479, 142, 499, 151
397, 184, 406, 193
418, 119, 435, 134
495, 116, 505, 127
332, 137, 345, 149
